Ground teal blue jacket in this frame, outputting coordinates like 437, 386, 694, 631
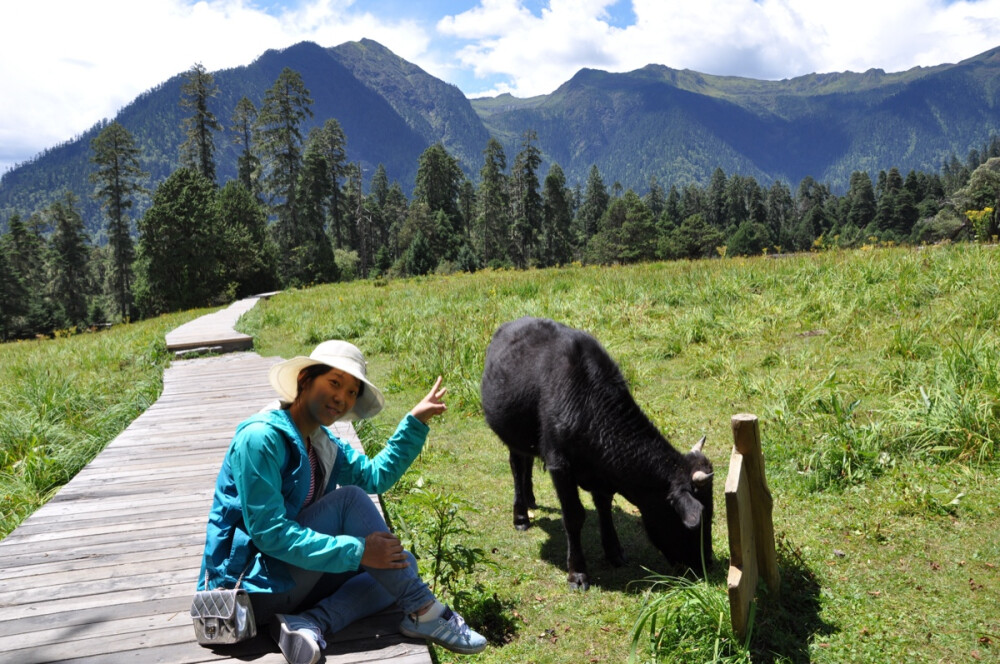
197, 406, 428, 593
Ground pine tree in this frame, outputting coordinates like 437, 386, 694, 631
412, 143, 463, 265
662, 185, 682, 228
3, 213, 57, 334
660, 213, 724, 260
644, 176, 667, 219
46, 193, 91, 328
90, 121, 146, 321
475, 138, 510, 267
179, 63, 221, 183
255, 67, 313, 236
383, 181, 409, 266
576, 164, 608, 246
618, 190, 657, 263
846, 171, 877, 230
0, 227, 28, 340
2, 213, 45, 294
370, 164, 390, 209
414, 143, 463, 227
764, 181, 794, 251
725, 174, 766, 229
705, 167, 728, 228
133, 169, 222, 316
540, 163, 573, 267
342, 162, 364, 257
314, 119, 349, 249
509, 130, 542, 268
281, 134, 338, 287
367, 165, 392, 275
215, 181, 279, 298
586, 190, 656, 264
874, 167, 904, 234
401, 230, 435, 276
231, 96, 260, 193
458, 178, 476, 241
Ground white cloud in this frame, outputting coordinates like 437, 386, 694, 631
2, 0, 999, 174
438, 0, 1000, 97
0, 0, 432, 173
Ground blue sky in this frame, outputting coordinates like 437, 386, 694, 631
1, 0, 999, 175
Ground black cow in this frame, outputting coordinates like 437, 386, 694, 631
481, 317, 713, 590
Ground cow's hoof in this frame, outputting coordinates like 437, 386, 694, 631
514, 522, 531, 532
567, 573, 590, 591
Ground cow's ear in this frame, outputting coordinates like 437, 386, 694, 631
671, 491, 703, 530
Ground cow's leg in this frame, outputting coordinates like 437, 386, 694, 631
591, 490, 626, 567
509, 451, 535, 531
548, 467, 590, 590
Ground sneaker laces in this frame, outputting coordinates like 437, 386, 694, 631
444, 610, 471, 638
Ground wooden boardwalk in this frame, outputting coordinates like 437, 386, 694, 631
0, 350, 431, 662
165, 296, 276, 355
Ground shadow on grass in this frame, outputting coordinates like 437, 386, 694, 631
528, 504, 834, 663
748, 533, 836, 664
531, 503, 716, 592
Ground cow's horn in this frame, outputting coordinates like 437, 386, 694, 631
691, 435, 707, 453
692, 470, 713, 484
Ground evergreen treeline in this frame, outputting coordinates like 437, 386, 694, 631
2, 64, 999, 341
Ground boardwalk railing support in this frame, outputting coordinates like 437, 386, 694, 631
725, 413, 780, 640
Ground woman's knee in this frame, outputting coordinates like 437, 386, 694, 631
336, 485, 370, 506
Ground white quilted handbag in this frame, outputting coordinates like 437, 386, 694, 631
190, 567, 256, 645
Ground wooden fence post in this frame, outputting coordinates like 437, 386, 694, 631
726, 413, 780, 639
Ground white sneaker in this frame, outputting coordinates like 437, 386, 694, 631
271, 613, 326, 664
399, 606, 487, 655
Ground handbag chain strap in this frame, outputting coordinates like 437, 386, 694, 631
204, 556, 254, 592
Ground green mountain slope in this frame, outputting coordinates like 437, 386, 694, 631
472, 45, 1000, 190
0, 41, 443, 233
328, 38, 490, 172
2, 40, 999, 235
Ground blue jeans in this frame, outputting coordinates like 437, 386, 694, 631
250, 485, 435, 636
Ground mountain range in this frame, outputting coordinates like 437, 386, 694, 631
2, 38, 999, 235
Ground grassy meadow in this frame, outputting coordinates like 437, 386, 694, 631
237, 244, 1000, 663
0, 307, 213, 537
1, 243, 997, 662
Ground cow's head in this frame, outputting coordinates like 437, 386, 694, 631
642, 436, 714, 573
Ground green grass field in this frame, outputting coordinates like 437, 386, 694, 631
237, 244, 999, 663
2, 244, 998, 662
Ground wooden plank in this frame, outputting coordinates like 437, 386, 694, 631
0, 596, 190, 638
724, 453, 757, 640
0, 534, 207, 570
41, 638, 430, 664
7, 493, 210, 521
725, 413, 780, 641
730, 414, 780, 594
0, 547, 203, 588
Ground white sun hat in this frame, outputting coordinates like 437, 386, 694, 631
268, 340, 385, 421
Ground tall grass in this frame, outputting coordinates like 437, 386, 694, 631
0, 308, 211, 538
630, 574, 753, 664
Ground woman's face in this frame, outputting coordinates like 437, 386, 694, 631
300, 367, 362, 427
